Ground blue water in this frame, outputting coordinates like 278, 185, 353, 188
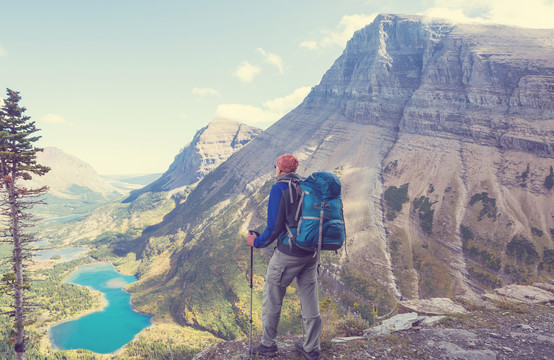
35, 247, 88, 262
44, 214, 82, 222
49, 263, 152, 354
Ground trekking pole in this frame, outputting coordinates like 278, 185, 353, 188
248, 230, 260, 358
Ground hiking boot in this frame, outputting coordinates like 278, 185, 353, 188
295, 341, 320, 360
250, 343, 278, 357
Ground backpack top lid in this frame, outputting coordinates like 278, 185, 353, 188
303, 172, 341, 201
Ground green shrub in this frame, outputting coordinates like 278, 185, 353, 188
460, 225, 474, 241
504, 264, 534, 284
507, 235, 539, 264
332, 312, 369, 337
384, 183, 409, 212
518, 163, 530, 187
412, 196, 436, 235
467, 263, 503, 288
541, 249, 554, 273
531, 227, 544, 237
469, 192, 497, 221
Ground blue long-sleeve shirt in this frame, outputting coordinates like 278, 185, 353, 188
254, 182, 288, 248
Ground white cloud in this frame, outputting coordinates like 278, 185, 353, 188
421, 7, 485, 24
216, 104, 280, 125
421, 0, 554, 28
263, 87, 311, 114
233, 61, 261, 83
215, 86, 312, 127
256, 48, 285, 74
0, 44, 5, 57
301, 13, 377, 51
40, 114, 69, 125
192, 87, 220, 97
299, 41, 318, 50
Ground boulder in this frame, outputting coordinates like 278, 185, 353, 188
398, 298, 468, 315
419, 315, 446, 327
364, 312, 419, 336
532, 283, 554, 293
331, 336, 367, 343
494, 285, 554, 304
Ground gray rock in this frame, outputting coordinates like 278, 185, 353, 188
494, 285, 554, 304
331, 336, 367, 343
399, 298, 468, 315
447, 350, 498, 360
365, 312, 419, 336
418, 315, 446, 326
533, 283, 554, 293
516, 324, 533, 330
439, 328, 479, 342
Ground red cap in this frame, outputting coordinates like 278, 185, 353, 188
276, 154, 299, 173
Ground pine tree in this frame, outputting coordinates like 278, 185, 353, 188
0, 88, 50, 360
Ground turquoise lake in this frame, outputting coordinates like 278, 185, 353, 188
49, 263, 152, 354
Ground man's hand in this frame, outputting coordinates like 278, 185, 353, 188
247, 234, 256, 247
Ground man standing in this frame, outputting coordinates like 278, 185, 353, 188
246, 154, 321, 360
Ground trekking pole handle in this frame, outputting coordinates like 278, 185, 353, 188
247, 230, 258, 289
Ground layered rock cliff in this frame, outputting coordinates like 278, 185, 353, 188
124, 118, 262, 202
126, 14, 554, 339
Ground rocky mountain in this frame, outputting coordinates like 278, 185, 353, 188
123, 14, 553, 341
24, 147, 123, 218
124, 118, 262, 202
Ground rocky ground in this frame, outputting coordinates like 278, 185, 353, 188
193, 284, 554, 360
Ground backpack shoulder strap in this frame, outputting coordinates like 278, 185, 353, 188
276, 178, 303, 204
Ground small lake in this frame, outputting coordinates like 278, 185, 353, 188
34, 247, 89, 262
34, 239, 88, 262
43, 214, 82, 222
49, 263, 152, 354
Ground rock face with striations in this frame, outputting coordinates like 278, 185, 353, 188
124, 118, 262, 202
127, 14, 554, 339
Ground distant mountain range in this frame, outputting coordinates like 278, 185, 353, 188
24, 147, 124, 218
116, 14, 554, 340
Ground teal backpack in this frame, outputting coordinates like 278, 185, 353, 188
281, 172, 346, 256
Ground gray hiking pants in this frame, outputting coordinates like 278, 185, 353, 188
261, 249, 321, 353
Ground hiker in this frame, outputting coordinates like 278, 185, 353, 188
246, 153, 321, 360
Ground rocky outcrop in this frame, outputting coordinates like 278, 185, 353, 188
193, 293, 554, 359
124, 118, 262, 202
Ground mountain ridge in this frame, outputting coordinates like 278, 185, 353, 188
24, 146, 124, 217
124, 13, 553, 340
124, 118, 262, 202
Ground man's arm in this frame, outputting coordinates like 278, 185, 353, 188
254, 184, 285, 248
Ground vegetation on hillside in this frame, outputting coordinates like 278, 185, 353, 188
383, 183, 409, 220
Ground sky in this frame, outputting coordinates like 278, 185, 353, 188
0, 0, 553, 175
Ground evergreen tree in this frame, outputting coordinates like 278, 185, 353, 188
0, 88, 50, 360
